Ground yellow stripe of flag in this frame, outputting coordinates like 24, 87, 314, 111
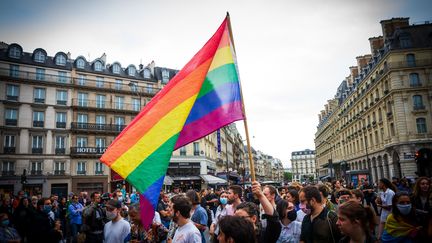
208, 46, 234, 72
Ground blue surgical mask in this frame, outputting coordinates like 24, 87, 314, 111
397, 204, 412, 216
118, 196, 123, 202
219, 198, 228, 205
1, 220, 9, 227
43, 205, 52, 214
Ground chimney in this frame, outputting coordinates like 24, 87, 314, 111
380, 17, 409, 43
356, 55, 372, 73
349, 66, 358, 78
368, 36, 384, 55
66, 52, 72, 60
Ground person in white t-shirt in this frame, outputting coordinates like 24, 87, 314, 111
376, 178, 396, 239
103, 199, 131, 243
167, 195, 201, 243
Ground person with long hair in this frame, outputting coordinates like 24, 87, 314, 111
209, 191, 229, 243
411, 177, 432, 239
381, 191, 424, 242
337, 201, 377, 243
276, 200, 301, 243
285, 189, 300, 211
331, 180, 343, 205
376, 178, 396, 239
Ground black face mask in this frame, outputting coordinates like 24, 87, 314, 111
286, 209, 297, 221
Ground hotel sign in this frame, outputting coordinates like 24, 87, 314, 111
71, 147, 107, 154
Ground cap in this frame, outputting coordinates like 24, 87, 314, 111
106, 199, 121, 209
101, 193, 110, 200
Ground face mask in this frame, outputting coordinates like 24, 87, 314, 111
118, 196, 123, 202
219, 198, 228, 205
43, 205, 52, 214
1, 220, 9, 227
397, 204, 412, 216
106, 211, 117, 220
286, 209, 297, 221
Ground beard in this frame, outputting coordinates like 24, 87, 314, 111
227, 198, 235, 204
172, 212, 179, 224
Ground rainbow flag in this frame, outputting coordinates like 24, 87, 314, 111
100, 15, 244, 228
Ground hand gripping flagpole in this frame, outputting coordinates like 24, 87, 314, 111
226, 12, 256, 182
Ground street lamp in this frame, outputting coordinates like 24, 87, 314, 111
128, 82, 141, 110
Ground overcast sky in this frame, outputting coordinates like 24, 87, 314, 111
1, 0, 430, 167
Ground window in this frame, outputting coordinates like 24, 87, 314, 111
416, 118, 427, 134
413, 95, 424, 110
132, 98, 140, 111
76, 58, 85, 69
147, 84, 154, 94
77, 92, 88, 107
113, 64, 121, 74
399, 36, 411, 48
5, 109, 18, 126
6, 84, 19, 101
193, 142, 200, 155
96, 115, 106, 130
129, 82, 138, 92
55, 136, 66, 154
143, 69, 151, 79
56, 112, 66, 128
54, 162, 65, 175
76, 137, 88, 147
33, 111, 44, 127
36, 68, 45, 81
4, 135, 16, 154
55, 54, 66, 66
95, 137, 106, 148
77, 162, 86, 175
390, 123, 395, 136
128, 66, 136, 76
114, 116, 125, 131
406, 54, 416, 67
94, 61, 102, 71
96, 76, 104, 88
162, 69, 170, 83
31, 161, 43, 175
115, 79, 122, 90
34, 51, 45, 63
114, 96, 124, 109
78, 74, 86, 85
409, 73, 421, 87
9, 64, 19, 78
56, 90, 67, 105
95, 162, 104, 174
8, 46, 21, 58
34, 88, 45, 103
2, 161, 14, 175
180, 146, 186, 156
96, 94, 106, 108
77, 114, 88, 129
58, 71, 67, 83
32, 135, 43, 154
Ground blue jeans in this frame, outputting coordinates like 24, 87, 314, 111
70, 223, 81, 243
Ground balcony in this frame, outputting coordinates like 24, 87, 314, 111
56, 122, 66, 128
30, 170, 42, 175
414, 105, 426, 111
6, 95, 18, 101
384, 90, 389, 95
71, 147, 107, 155
3, 147, 16, 154
71, 122, 126, 133
32, 148, 43, 154
34, 98, 45, 104
77, 170, 86, 175
5, 119, 17, 126
95, 170, 104, 175
71, 99, 142, 113
2, 171, 15, 176
0, 67, 73, 84
54, 170, 65, 176
33, 121, 44, 127
387, 112, 393, 119
56, 100, 67, 105
72, 77, 161, 95
55, 148, 66, 155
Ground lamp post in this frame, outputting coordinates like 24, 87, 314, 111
128, 82, 141, 109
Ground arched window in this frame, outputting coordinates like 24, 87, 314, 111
406, 54, 416, 67
409, 73, 421, 87
128, 66, 136, 76
143, 69, 151, 79
55, 54, 66, 66
113, 63, 121, 74
413, 95, 424, 109
8, 46, 21, 59
34, 51, 45, 63
76, 59, 85, 69
416, 118, 427, 134
94, 61, 103, 71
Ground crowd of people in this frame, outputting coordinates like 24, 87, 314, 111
0, 176, 431, 243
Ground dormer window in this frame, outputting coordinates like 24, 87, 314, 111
113, 63, 121, 74
34, 51, 45, 63
76, 58, 85, 69
128, 66, 136, 76
55, 54, 66, 66
162, 69, 169, 83
143, 69, 151, 79
8, 46, 21, 59
94, 61, 103, 71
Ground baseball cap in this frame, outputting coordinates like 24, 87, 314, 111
106, 199, 121, 209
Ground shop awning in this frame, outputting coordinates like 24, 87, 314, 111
172, 176, 201, 181
200, 175, 227, 185
163, 176, 174, 185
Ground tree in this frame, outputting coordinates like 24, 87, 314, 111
284, 171, 292, 182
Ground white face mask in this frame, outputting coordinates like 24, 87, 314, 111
106, 211, 117, 220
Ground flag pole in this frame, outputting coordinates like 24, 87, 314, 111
226, 12, 256, 182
